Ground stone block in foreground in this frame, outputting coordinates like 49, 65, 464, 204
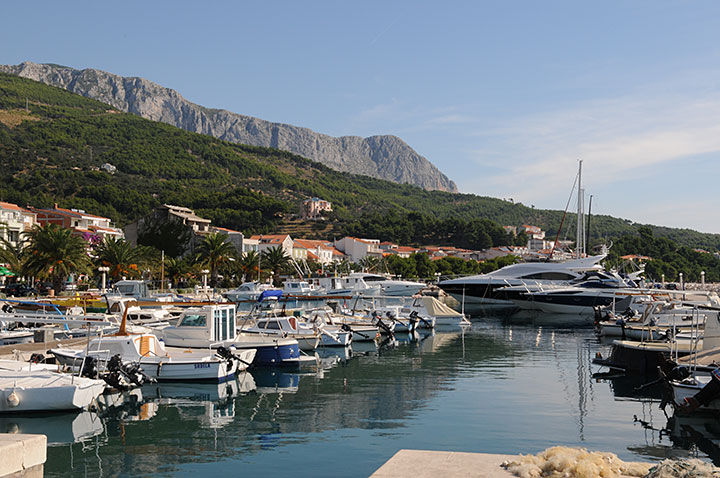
370, 450, 517, 478
0, 434, 46, 477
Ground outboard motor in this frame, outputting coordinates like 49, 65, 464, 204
371, 310, 395, 339
81, 356, 99, 379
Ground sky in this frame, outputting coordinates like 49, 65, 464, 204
3, 1, 720, 233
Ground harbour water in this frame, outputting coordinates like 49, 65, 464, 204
20, 313, 719, 477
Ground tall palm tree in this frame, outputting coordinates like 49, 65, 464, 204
260, 246, 291, 286
195, 233, 236, 287
236, 250, 260, 282
24, 224, 90, 294
94, 236, 145, 281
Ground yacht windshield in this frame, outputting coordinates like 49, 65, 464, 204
179, 314, 206, 327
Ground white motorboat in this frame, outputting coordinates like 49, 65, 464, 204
50, 328, 253, 382
307, 275, 381, 297
242, 316, 351, 350
301, 307, 379, 342
348, 273, 425, 297
224, 282, 279, 302
438, 254, 607, 308
0, 360, 107, 413
281, 280, 317, 296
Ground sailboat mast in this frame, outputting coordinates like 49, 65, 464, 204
576, 160, 583, 259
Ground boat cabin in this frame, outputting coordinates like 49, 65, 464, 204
159, 304, 237, 348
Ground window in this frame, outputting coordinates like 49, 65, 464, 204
179, 314, 206, 327
520, 272, 576, 281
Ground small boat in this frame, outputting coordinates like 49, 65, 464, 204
224, 282, 279, 302
0, 360, 107, 413
242, 316, 351, 350
50, 307, 252, 382
156, 302, 311, 368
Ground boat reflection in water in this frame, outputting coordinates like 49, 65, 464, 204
0, 411, 104, 446
667, 414, 720, 466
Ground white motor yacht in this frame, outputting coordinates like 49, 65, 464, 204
438, 254, 607, 308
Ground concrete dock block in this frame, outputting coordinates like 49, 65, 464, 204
0, 434, 47, 477
371, 450, 518, 478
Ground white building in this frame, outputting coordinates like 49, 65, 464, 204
0, 201, 36, 247
250, 234, 294, 257
334, 237, 381, 263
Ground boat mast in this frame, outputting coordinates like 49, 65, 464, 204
576, 160, 583, 259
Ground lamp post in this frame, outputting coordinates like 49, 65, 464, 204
201, 269, 209, 292
702, 271, 706, 287
98, 266, 110, 293
434, 272, 441, 284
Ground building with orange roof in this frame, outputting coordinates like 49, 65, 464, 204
31, 203, 123, 239
250, 234, 294, 256
293, 238, 339, 264
0, 201, 36, 248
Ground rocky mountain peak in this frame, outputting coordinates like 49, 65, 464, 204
0, 61, 458, 192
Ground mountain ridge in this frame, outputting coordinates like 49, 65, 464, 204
0, 61, 458, 193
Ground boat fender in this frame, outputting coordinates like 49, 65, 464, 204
6, 391, 20, 408
289, 316, 297, 330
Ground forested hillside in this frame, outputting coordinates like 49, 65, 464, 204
1, 72, 720, 254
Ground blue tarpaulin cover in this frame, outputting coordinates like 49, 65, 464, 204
258, 290, 283, 302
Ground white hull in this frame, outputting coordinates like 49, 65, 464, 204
51, 347, 252, 382
0, 370, 106, 413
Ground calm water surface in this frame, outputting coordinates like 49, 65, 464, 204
16, 313, 720, 477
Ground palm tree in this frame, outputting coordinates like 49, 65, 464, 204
24, 224, 90, 294
260, 246, 291, 286
358, 255, 382, 273
0, 236, 26, 278
195, 233, 236, 287
236, 250, 260, 282
94, 236, 146, 281
164, 257, 190, 289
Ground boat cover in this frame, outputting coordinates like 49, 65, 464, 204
421, 297, 462, 317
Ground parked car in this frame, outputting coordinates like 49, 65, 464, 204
2, 283, 39, 297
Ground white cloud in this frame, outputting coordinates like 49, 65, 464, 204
465, 91, 720, 210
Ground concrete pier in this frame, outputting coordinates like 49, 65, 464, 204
0, 434, 46, 477
370, 450, 517, 478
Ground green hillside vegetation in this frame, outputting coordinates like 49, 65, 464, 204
2, 72, 720, 267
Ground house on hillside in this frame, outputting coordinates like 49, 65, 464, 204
301, 198, 332, 219
124, 204, 211, 255
31, 203, 123, 240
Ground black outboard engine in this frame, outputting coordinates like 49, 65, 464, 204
103, 354, 153, 389
81, 356, 99, 379
216, 345, 234, 372
372, 311, 394, 339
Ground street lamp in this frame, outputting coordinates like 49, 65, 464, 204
98, 266, 110, 293
201, 269, 210, 292
702, 271, 706, 287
